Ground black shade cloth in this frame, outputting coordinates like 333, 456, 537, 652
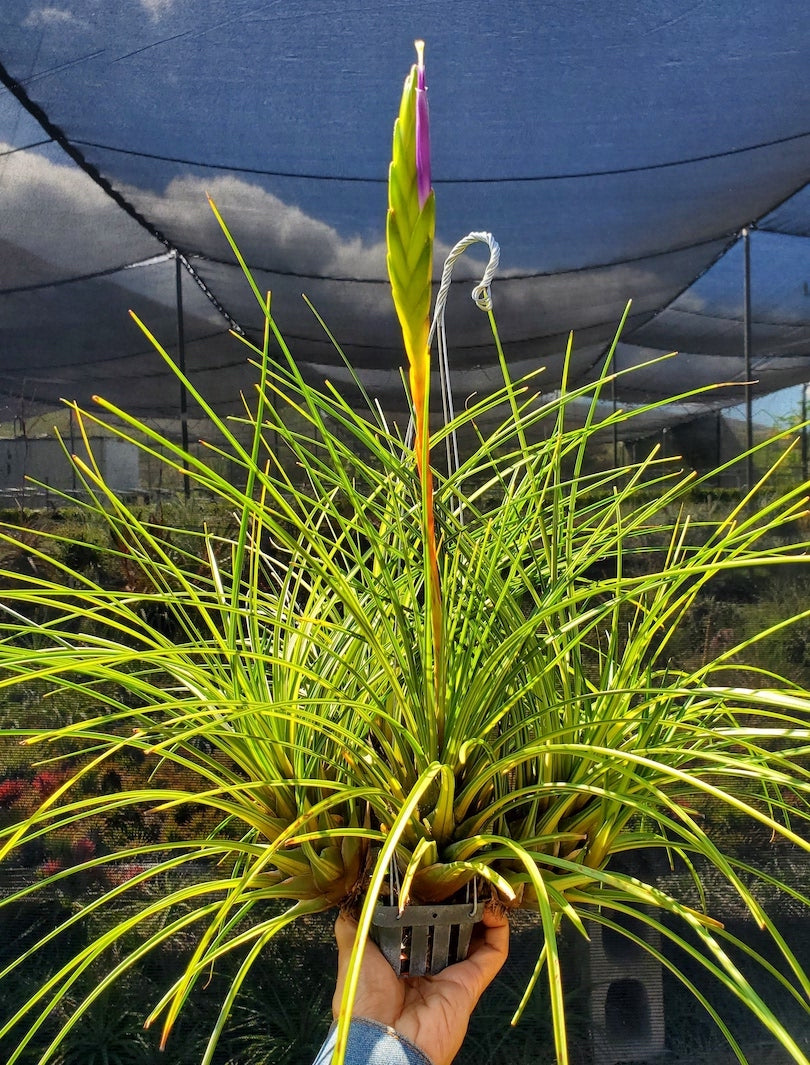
2, 1, 810, 430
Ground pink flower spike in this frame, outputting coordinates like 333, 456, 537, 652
415, 40, 431, 209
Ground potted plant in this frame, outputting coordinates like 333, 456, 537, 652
1, 42, 810, 1065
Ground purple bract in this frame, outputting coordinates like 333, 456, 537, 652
415, 40, 431, 209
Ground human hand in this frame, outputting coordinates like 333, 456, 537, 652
332, 907, 509, 1065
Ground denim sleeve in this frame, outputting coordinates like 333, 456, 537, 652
312, 1019, 433, 1065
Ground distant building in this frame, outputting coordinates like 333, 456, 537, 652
0, 436, 139, 503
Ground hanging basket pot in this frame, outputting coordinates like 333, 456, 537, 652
370, 888, 485, 977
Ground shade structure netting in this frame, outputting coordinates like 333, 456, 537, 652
2, 1, 810, 437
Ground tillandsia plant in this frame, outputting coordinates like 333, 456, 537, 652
386, 39, 442, 736
0, 40, 810, 1065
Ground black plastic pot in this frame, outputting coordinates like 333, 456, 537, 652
370, 898, 485, 977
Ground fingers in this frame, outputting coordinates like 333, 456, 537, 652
331, 914, 354, 1018
334, 913, 387, 977
454, 910, 509, 1001
479, 906, 510, 955
333, 913, 403, 1029
333, 914, 370, 1009
335, 907, 508, 1017
334, 912, 359, 955
480, 906, 510, 931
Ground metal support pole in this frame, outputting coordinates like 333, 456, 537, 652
802, 383, 808, 484
743, 228, 753, 493
175, 252, 190, 499
69, 406, 77, 496
611, 371, 618, 470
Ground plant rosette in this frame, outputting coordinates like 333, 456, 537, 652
0, 40, 810, 1065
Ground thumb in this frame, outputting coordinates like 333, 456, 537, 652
333, 914, 359, 1006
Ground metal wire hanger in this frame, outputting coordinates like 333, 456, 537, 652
406, 231, 500, 477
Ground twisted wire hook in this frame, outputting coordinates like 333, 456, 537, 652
430, 230, 500, 340
406, 231, 500, 479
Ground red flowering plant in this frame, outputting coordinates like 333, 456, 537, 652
0, 779, 24, 808
32, 770, 64, 801
0, 41, 809, 1065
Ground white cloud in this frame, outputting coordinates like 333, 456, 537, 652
132, 173, 388, 280
137, 0, 177, 20
22, 7, 78, 27
0, 141, 162, 277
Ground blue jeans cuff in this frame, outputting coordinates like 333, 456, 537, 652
312, 1018, 434, 1065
